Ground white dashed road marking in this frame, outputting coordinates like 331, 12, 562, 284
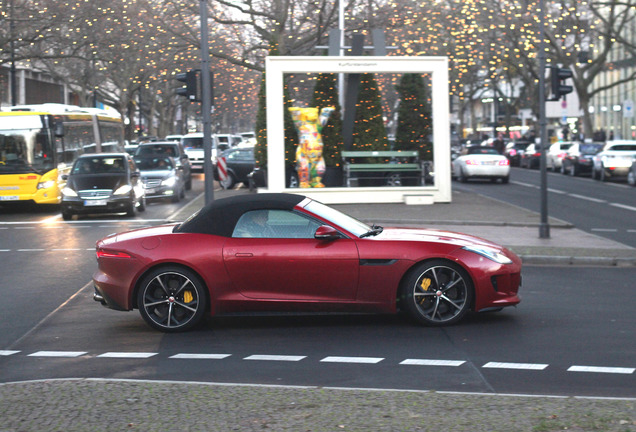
400, 359, 465, 367
483, 362, 549, 370
28, 351, 87, 358
97, 352, 158, 359
169, 353, 231, 360
244, 355, 306, 362
568, 366, 635, 374
320, 356, 384, 364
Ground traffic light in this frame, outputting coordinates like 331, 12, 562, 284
549, 66, 573, 101
176, 70, 198, 101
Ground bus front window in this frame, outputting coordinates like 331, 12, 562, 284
0, 130, 55, 174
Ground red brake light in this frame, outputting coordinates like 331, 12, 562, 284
96, 249, 132, 259
465, 159, 479, 165
499, 159, 510, 166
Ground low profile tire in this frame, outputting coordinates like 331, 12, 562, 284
126, 203, 136, 217
459, 169, 468, 183
400, 260, 474, 326
62, 211, 73, 221
501, 175, 509, 184
628, 170, 636, 186
137, 266, 207, 332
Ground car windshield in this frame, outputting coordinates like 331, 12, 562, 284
303, 200, 371, 237
136, 144, 178, 157
468, 147, 499, 155
72, 156, 126, 174
134, 156, 173, 171
581, 144, 603, 155
182, 137, 203, 149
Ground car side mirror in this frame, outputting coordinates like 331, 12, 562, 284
315, 225, 340, 240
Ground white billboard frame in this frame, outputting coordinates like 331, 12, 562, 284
265, 56, 451, 204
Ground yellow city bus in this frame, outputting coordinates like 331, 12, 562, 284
0, 104, 124, 205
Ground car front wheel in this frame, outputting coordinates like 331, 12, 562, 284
400, 260, 473, 326
137, 266, 207, 332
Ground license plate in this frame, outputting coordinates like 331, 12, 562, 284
145, 188, 156, 194
84, 199, 108, 206
481, 161, 496, 165
0, 196, 19, 201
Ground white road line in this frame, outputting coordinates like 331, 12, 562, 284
169, 353, 231, 360
511, 181, 539, 189
244, 355, 306, 362
51, 248, 84, 251
591, 228, 618, 232
0, 249, 9, 252
400, 359, 465, 367
548, 188, 567, 194
568, 366, 635, 374
569, 193, 606, 203
321, 356, 384, 364
97, 352, 157, 359
610, 202, 636, 212
28, 351, 87, 358
0, 350, 20, 356
17, 249, 45, 252
483, 362, 549, 370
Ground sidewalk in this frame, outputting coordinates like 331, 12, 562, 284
172, 187, 636, 267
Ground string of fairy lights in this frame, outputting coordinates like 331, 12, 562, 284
4, 0, 613, 133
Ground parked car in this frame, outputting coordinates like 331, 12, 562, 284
504, 141, 532, 166
519, 143, 543, 169
135, 141, 192, 190
592, 140, 636, 181
213, 146, 256, 190
92, 193, 522, 332
61, 153, 145, 220
560, 142, 604, 176
134, 155, 185, 203
452, 146, 510, 183
628, 159, 636, 186
546, 141, 575, 171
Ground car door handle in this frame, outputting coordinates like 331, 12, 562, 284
235, 253, 253, 258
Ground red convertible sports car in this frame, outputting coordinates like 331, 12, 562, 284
93, 193, 521, 332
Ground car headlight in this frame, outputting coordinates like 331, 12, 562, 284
113, 185, 133, 195
462, 245, 513, 264
37, 180, 55, 190
61, 187, 78, 197
161, 176, 176, 187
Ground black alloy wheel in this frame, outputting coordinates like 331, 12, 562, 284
137, 266, 207, 332
400, 260, 473, 326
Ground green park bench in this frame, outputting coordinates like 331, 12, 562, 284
341, 150, 427, 187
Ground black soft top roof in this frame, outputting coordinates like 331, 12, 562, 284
175, 193, 306, 237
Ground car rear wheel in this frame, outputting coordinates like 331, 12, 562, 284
137, 266, 207, 332
400, 260, 473, 326
628, 169, 636, 186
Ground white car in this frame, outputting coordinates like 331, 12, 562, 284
546, 141, 575, 171
592, 140, 636, 181
452, 146, 510, 183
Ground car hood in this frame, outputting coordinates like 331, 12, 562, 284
69, 174, 128, 191
140, 169, 175, 180
375, 227, 503, 249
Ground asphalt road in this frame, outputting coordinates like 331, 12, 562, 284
455, 166, 636, 247
1, 174, 635, 398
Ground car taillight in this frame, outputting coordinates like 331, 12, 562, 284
96, 249, 132, 259
499, 159, 510, 166
466, 159, 479, 165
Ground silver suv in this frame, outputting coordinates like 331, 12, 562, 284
135, 141, 192, 190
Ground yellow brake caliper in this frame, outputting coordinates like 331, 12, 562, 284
183, 290, 194, 303
419, 278, 432, 304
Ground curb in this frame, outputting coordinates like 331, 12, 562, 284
520, 255, 636, 267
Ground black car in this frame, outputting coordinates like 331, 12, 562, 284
134, 155, 186, 202
61, 153, 145, 220
213, 146, 256, 189
504, 141, 532, 167
519, 143, 544, 169
135, 141, 192, 190
561, 142, 604, 176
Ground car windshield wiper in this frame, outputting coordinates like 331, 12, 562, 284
360, 224, 383, 238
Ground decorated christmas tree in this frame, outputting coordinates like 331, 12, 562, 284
310, 73, 343, 168
395, 73, 432, 160
351, 73, 388, 152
